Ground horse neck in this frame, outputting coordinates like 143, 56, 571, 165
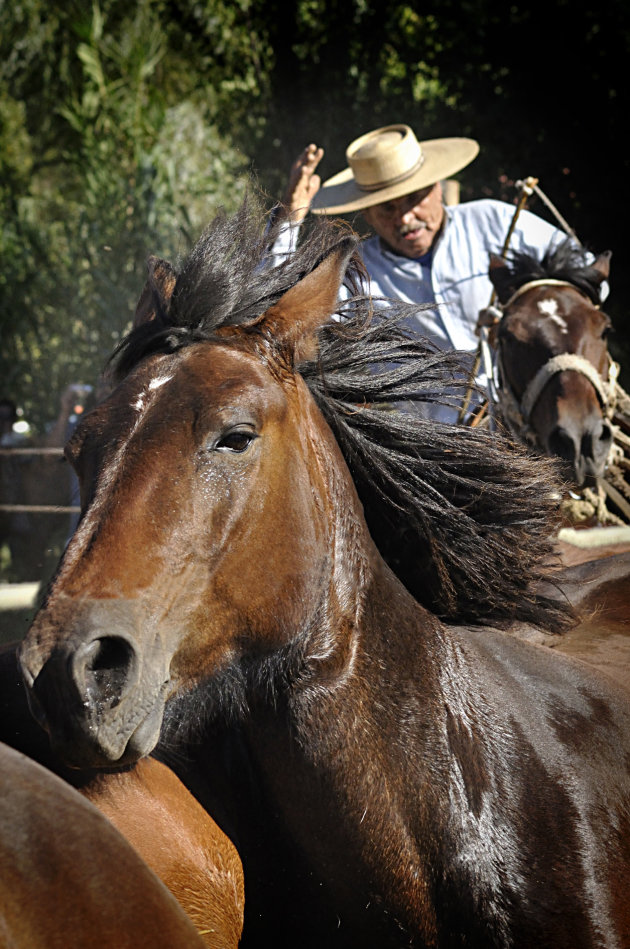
187, 383, 450, 939
176, 389, 453, 938
290, 378, 444, 692
209, 561, 448, 944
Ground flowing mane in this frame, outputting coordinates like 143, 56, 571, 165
21, 203, 630, 949
111, 201, 568, 630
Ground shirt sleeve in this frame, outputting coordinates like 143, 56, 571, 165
266, 216, 301, 265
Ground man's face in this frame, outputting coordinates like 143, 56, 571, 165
362, 183, 445, 258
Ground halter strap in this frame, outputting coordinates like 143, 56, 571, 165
519, 353, 609, 421
497, 349, 618, 450
502, 278, 595, 311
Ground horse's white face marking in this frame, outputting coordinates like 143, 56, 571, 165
132, 374, 173, 413
538, 297, 568, 333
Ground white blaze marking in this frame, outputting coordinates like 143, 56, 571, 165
149, 375, 172, 391
132, 374, 173, 413
538, 297, 568, 332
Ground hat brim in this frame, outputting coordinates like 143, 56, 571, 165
310, 138, 479, 215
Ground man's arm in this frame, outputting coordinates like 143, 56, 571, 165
275, 143, 324, 225
267, 144, 324, 263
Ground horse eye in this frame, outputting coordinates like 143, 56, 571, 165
215, 429, 256, 454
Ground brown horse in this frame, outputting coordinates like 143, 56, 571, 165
84, 757, 244, 949
18, 205, 630, 947
0, 741, 209, 949
512, 546, 630, 692
488, 243, 630, 524
0, 640, 244, 949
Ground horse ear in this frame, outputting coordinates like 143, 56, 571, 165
590, 250, 612, 285
488, 254, 514, 303
263, 237, 357, 363
133, 256, 177, 328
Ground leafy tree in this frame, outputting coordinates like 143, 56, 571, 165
1, 0, 251, 432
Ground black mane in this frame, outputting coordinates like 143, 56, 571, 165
492, 240, 609, 306
110, 200, 569, 631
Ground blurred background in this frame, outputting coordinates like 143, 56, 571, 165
2, 0, 629, 633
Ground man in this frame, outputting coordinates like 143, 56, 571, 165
270, 124, 575, 422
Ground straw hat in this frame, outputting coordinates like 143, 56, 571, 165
310, 124, 479, 215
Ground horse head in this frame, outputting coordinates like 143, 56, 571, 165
19, 226, 370, 767
490, 245, 613, 486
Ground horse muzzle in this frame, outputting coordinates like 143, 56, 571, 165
19, 603, 171, 768
547, 414, 613, 486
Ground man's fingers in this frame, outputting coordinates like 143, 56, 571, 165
280, 144, 324, 222
292, 144, 323, 176
303, 145, 324, 172
306, 174, 321, 197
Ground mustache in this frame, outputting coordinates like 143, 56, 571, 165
399, 219, 428, 236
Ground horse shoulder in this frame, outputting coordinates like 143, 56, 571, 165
434, 625, 630, 941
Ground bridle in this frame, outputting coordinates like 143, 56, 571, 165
496, 279, 618, 444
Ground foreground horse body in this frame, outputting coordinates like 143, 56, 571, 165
0, 641, 244, 949
19, 209, 630, 947
489, 243, 630, 524
0, 742, 208, 949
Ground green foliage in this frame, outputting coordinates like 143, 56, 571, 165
1, 0, 630, 434
0, 0, 249, 432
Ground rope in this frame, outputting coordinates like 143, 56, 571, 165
520, 353, 609, 421
457, 176, 540, 423
500, 278, 588, 311
559, 485, 617, 526
525, 180, 582, 247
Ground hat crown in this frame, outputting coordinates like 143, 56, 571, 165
347, 125, 424, 193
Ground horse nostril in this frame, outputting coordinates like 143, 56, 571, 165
74, 636, 137, 710
547, 427, 577, 465
599, 421, 613, 446
581, 420, 612, 463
